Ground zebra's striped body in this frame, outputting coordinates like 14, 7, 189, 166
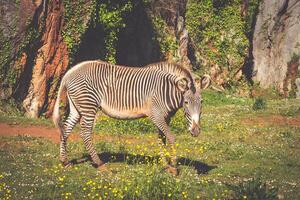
53, 60, 209, 173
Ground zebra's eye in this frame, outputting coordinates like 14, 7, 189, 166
184, 100, 188, 105
201, 99, 203, 103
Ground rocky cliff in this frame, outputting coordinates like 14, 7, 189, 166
253, 0, 300, 97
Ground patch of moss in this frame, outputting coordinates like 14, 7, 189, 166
287, 53, 300, 98
97, 0, 133, 64
150, 16, 179, 61
186, 0, 260, 91
0, 2, 41, 88
62, 0, 95, 64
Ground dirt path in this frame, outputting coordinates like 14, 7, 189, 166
0, 123, 147, 144
0, 114, 299, 144
0, 123, 76, 143
241, 115, 300, 127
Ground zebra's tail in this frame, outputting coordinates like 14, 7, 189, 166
52, 79, 66, 129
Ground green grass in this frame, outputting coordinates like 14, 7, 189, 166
0, 113, 54, 127
0, 100, 53, 127
0, 92, 300, 199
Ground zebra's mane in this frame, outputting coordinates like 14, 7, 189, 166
145, 62, 197, 92
145, 62, 196, 91
145, 62, 193, 80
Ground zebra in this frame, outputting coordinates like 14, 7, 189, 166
52, 60, 210, 174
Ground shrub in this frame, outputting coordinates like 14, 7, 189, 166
230, 178, 278, 200
253, 97, 266, 110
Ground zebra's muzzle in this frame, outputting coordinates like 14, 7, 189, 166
190, 121, 200, 137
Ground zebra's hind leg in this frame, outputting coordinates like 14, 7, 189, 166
60, 98, 80, 167
80, 114, 105, 170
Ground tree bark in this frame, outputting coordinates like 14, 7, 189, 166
21, 0, 69, 118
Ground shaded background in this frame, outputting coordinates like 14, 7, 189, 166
0, 0, 299, 118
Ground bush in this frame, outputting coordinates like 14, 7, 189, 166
253, 97, 266, 110
230, 178, 278, 200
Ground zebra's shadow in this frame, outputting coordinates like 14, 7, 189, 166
70, 152, 216, 174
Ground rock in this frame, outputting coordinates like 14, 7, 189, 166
296, 78, 300, 99
0, 0, 18, 39
253, 0, 300, 95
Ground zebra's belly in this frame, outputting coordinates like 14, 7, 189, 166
101, 106, 148, 120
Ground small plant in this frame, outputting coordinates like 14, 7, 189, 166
231, 178, 278, 200
253, 97, 267, 110
280, 107, 300, 117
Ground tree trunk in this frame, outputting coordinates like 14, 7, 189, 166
17, 0, 68, 118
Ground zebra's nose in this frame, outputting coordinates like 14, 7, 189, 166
191, 121, 200, 137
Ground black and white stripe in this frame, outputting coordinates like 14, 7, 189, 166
52, 60, 201, 168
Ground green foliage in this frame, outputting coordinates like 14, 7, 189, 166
0, 3, 20, 86
230, 178, 278, 200
186, 0, 260, 88
62, 0, 95, 64
97, 1, 133, 63
0, 100, 22, 117
244, 0, 261, 37
0, 8, 42, 88
151, 16, 178, 60
279, 104, 300, 117
202, 90, 252, 106
187, 0, 247, 70
62, 0, 135, 64
253, 97, 267, 110
287, 52, 300, 98
0, 30, 13, 81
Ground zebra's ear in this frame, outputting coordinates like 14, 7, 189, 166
200, 74, 211, 89
176, 77, 189, 92
194, 75, 211, 90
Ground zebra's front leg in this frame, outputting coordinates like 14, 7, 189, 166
158, 130, 167, 165
161, 132, 177, 175
80, 116, 105, 170
152, 117, 178, 175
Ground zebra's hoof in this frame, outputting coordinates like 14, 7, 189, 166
61, 160, 72, 168
164, 165, 178, 176
97, 164, 112, 175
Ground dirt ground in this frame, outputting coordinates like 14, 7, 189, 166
0, 123, 150, 144
241, 115, 300, 127
0, 114, 299, 144
0, 123, 73, 143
